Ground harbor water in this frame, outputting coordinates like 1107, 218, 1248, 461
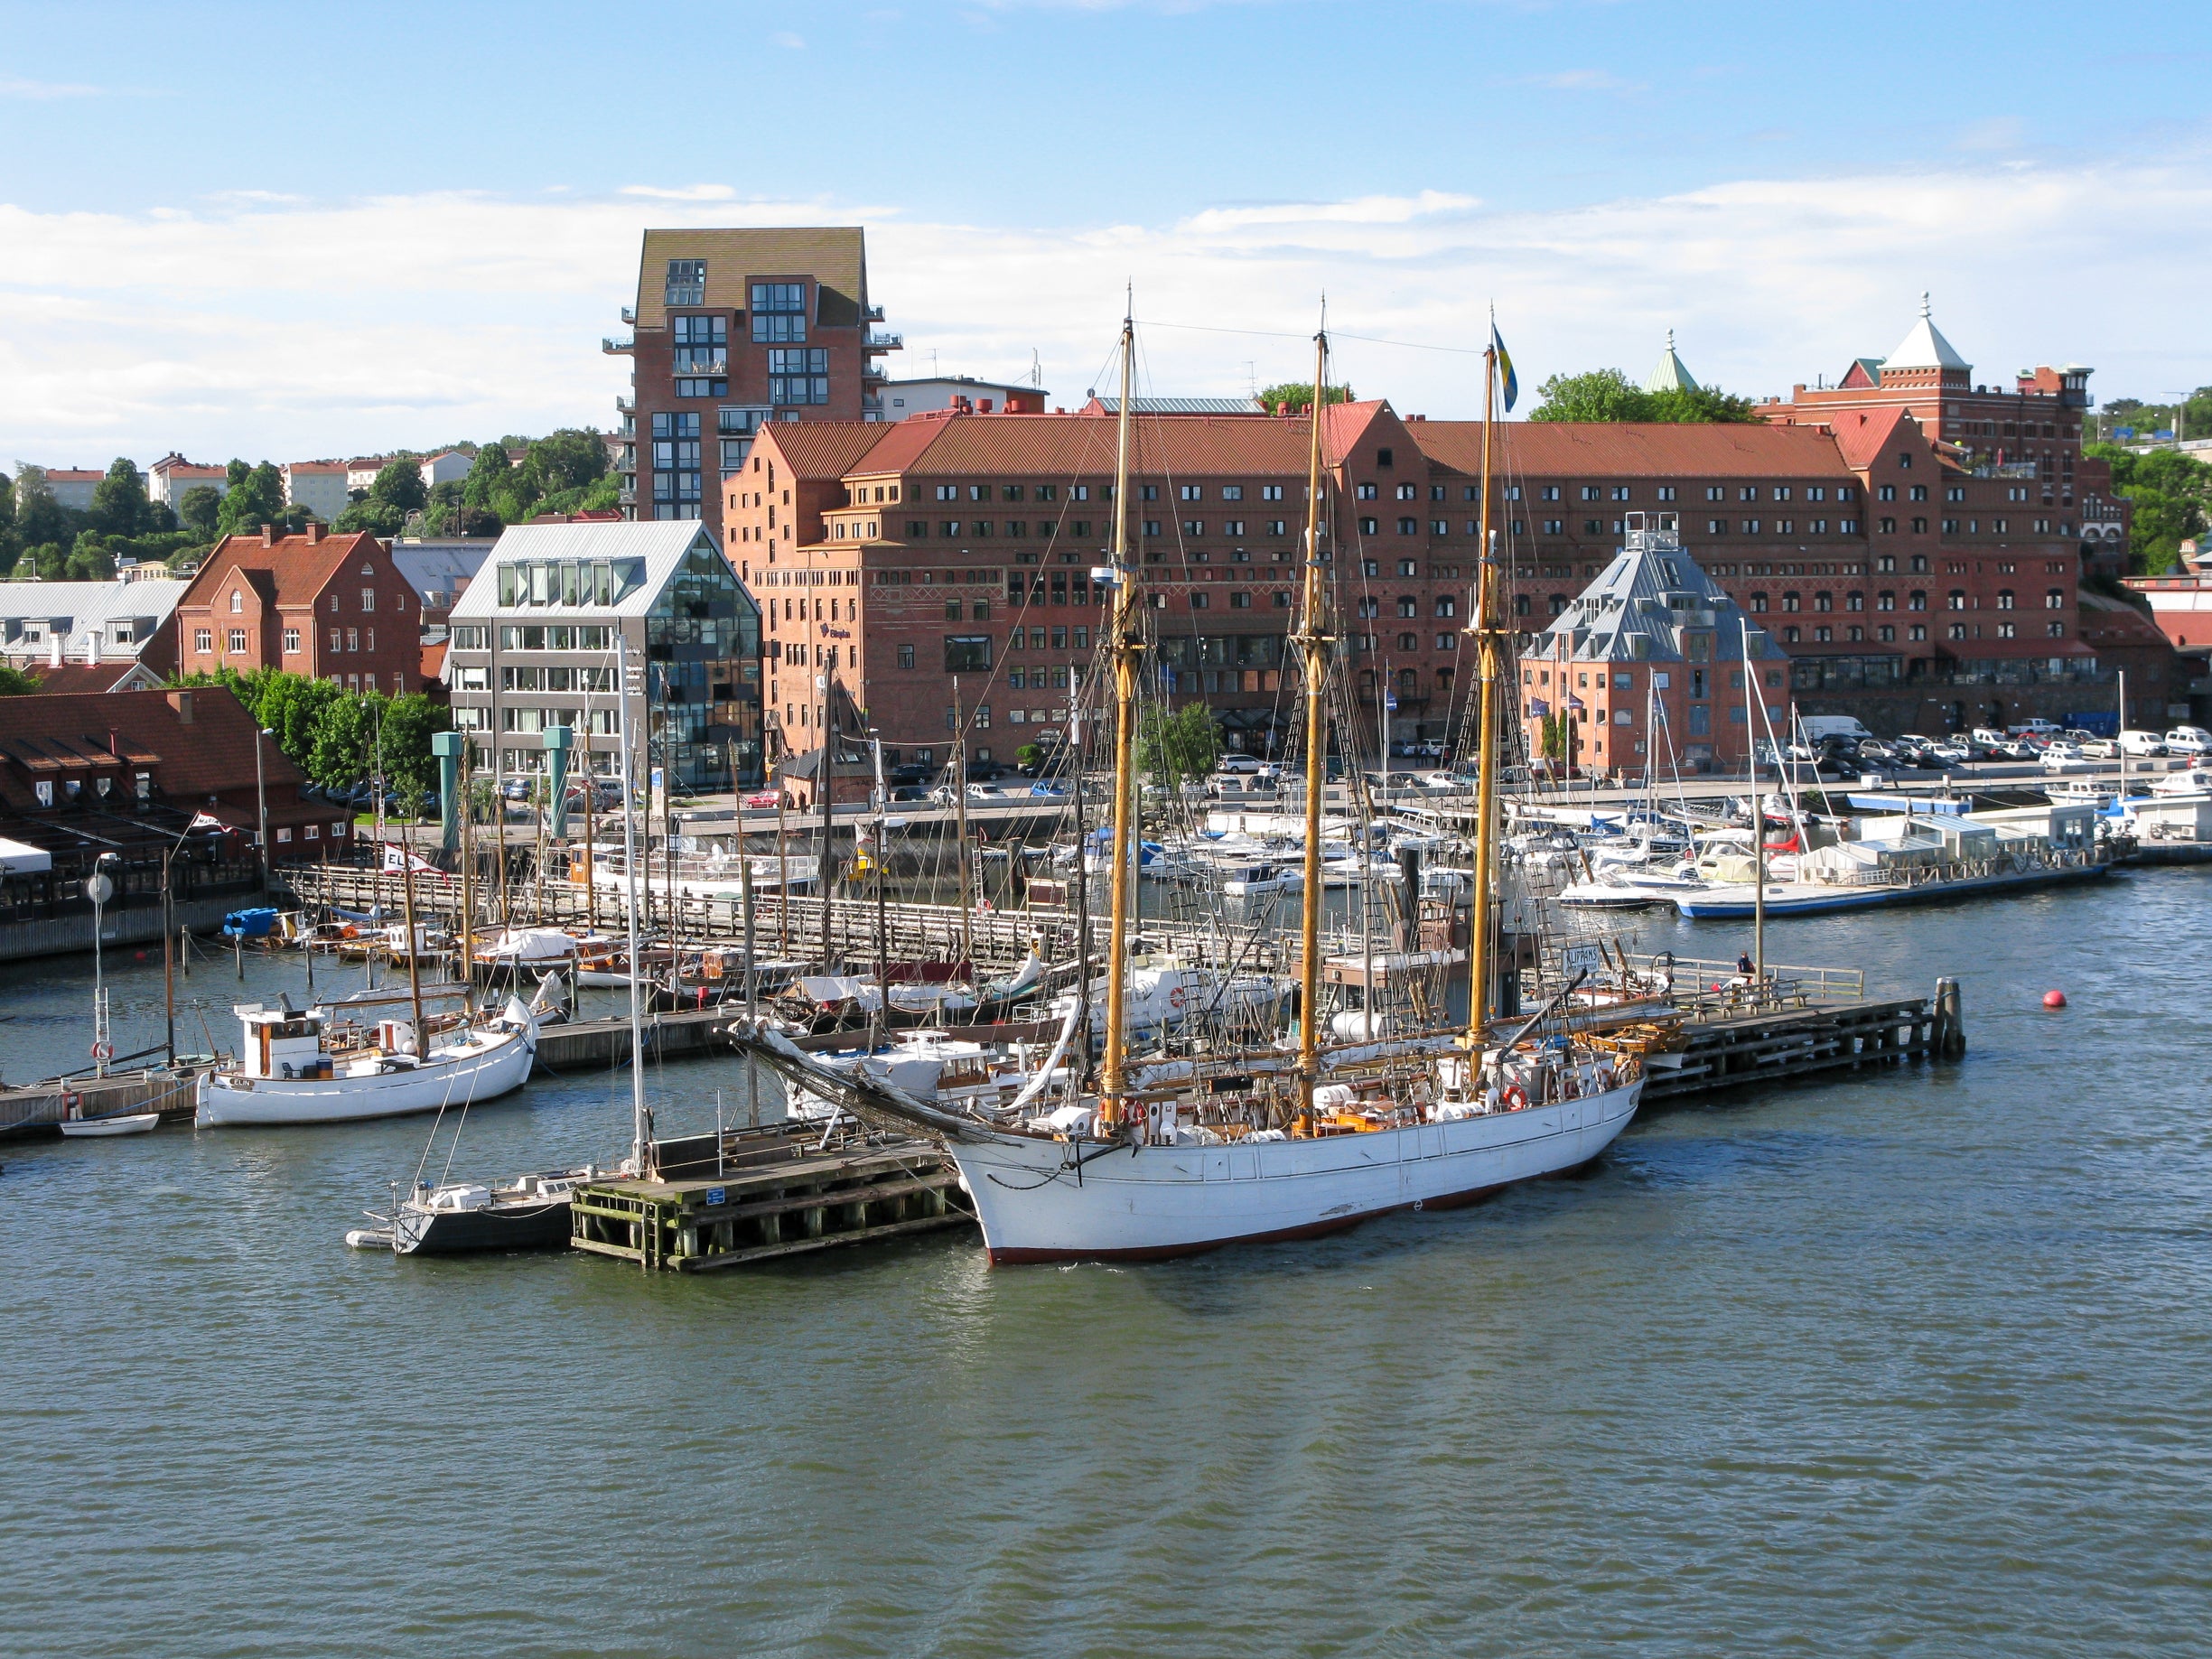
4, 869, 2210, 1656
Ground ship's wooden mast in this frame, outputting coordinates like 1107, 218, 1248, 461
1097, 312, 1142, 1124
1465, 340, 1502, 1042
1293, 323, 1331, 1132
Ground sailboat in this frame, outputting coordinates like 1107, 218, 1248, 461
733, 311, 1645, 1262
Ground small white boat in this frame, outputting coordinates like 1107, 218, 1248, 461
58, 1112, 160, 1137
196, 993, 538, 1127
1557, 879, 1663, 910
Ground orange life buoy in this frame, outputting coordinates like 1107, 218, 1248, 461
1168, 985, 1187, 1011
1500, 1083, 1528, 1112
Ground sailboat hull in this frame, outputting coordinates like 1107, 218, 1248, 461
193, 1026, 537, 1127
950, 1079, 1640, 1263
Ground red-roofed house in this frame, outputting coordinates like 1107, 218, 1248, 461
149, 453, 229, 508
40, 469, 107, 512
173, 526, 423, 695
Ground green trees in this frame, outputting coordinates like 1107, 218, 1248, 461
88, 458, 154, 537
1527, 368, 1758, 424
1137, 702, 1221, 791
1258, 382, 1354, 414
2086, 442, 2212, 574
175, 666, 450, 811
369, 456, 426, 513
177, 485, 223, 538
12, 464, 69, 548
215, 461, 287, 537
0, 663, 39, 695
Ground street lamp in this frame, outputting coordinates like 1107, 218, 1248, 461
87, 852, 118, 1079
253, 725, 275, 893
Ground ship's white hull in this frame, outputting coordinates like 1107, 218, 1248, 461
949, 1078, 1641, 1263
193, 1025, 537, 1127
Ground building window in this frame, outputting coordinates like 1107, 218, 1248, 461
751, 281, 807, 342
673, 313, 728, 374
665, 259, 706, 306
194, 629, 212, 654
945, 636, 992, 672
226, 628, 247, 654
769, 348, 829, 405
283, 628, 300, 654
1782, 626, 1799, 643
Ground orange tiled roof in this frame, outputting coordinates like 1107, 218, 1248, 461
846, 410, 1315, 480
1409, 420, 1858, 480
179, 531, 381, 611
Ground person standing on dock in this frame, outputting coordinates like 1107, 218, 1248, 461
1737, 950, 1754, 978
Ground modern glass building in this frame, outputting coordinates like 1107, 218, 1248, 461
445, 521, 762, 792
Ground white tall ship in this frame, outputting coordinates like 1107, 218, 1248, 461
739, 313, 1644, 1262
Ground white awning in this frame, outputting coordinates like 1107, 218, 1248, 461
0, 836, 52, 875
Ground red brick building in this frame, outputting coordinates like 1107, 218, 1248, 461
606, 228, 896, 536
174, 526, 422, 695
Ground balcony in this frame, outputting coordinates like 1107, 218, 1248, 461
621, 305, 637, 326
602, 336, 635, 355
673, 356, 728, 376
862, 396, 883, 414
615, 395, 634, 415
864, 331, 903, 352
864, 304, 884, 322
617, 482, 637, 505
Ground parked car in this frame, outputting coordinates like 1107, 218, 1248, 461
1418, 771, 1464, 791
2010, 718, 2060, 738
1217, 754, 1263, 776
2119, 729, 2170, 757
2078, 737, 2120, 760
741, 788, 784, 809
2040, 741, 2086, 769
2166, 726, 2212, 755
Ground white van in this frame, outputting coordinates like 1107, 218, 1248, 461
1798, 715, 1872, 743
2166, 726, 2212, 755
2119, 730, 2170, 757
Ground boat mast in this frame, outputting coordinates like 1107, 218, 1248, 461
817, 669, 836, 968
1293, 319, 1331, 1132
459, 739, 476, 1008
1742, 618, 1765, 984
617, 633, 651, 1172
1464, 332, 1502, 1044
398, 816, 425, 1054
1097, 309, 1142, 1126
953, 674, 971, 971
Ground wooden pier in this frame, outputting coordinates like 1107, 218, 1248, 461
569, 1125, 972, 1272
0, 1065, 209, 1137
1641, 993, 1941, 1104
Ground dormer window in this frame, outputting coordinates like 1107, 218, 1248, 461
230, 590, 242, 612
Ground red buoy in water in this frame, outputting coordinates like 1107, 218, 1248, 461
2043, 990, 2067, 1010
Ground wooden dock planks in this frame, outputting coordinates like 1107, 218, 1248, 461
570, 1137, 975, 1272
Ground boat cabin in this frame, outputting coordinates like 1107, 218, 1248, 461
233, 1000, 332, 1080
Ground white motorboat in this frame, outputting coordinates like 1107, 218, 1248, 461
58, 1112, 160, 1137
1557, 878, 1664, 910
1221, 861, 1301, 897
196, 993, 538, 1127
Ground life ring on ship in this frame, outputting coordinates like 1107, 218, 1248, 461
90, 1041, 113, 1062
1563, 1072, 1581, 1100
1500, 1083, 1528, 1112
1168, 986, 1187, 1011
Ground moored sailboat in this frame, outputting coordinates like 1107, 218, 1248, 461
733, 309, 1645, 1262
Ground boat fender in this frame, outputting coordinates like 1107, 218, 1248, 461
1500, 1083, 1529, 1113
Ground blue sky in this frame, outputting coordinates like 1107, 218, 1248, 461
2, 0, 2207, 465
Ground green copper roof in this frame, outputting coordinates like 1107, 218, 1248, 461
1644, 330, 1699, 395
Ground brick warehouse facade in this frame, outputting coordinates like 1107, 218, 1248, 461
700, 304, 2143, 764
605, 228, 897, 539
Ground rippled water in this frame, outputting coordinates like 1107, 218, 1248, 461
5, 871, 2211, 1657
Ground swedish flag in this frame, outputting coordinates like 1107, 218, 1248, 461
1491, 322, 1518, 413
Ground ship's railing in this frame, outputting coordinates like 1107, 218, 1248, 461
1629, 953, 1866, 1014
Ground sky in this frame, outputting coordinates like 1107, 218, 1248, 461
2, 0, 2207, 471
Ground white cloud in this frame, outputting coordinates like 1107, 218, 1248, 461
0, 77, 107, 99
1521, 69, 1639, 92
771, 29, 806, 47
1, 155, 2206, 463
